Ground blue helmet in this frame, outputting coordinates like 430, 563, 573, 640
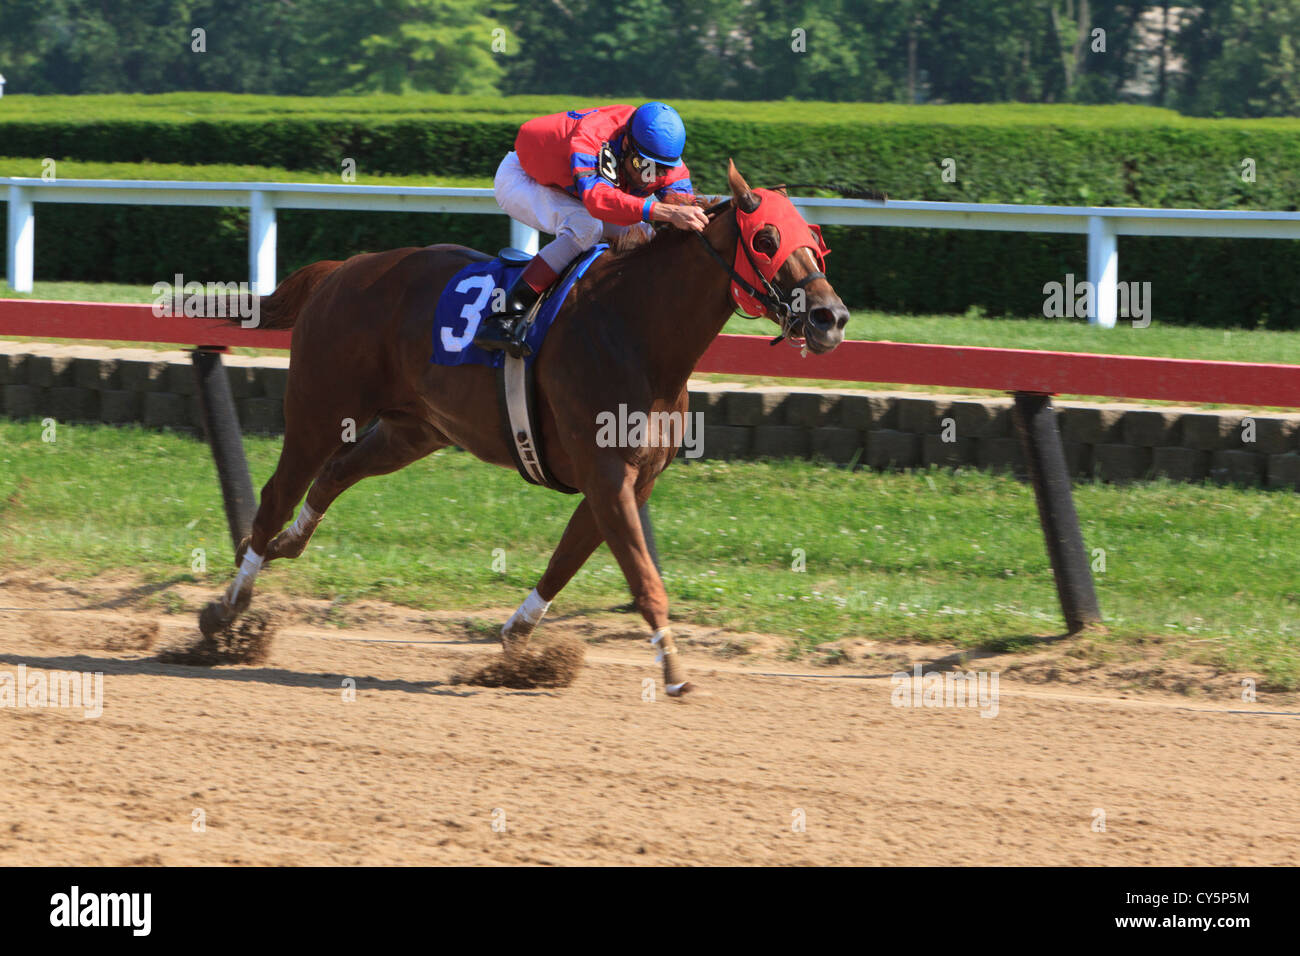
628, 102, 686, 167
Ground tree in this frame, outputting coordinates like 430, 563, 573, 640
1177, 0, 1300, 117
2, 0, 1297, 115
289, 0, 513, 95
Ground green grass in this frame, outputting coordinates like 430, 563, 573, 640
0, 420, 1296, 688
0, 281, 162, 304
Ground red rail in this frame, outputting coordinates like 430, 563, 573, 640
696, 334, 1300, 408
3, 299, 1299, 408
0, 299, 292, 349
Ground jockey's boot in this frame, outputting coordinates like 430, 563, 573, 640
472, 256, 559, 358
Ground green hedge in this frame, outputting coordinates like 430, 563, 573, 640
5, 95, 1300, 327
7, 95, 1299, 200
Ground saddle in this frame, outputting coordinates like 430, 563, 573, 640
430, 245, 608, 494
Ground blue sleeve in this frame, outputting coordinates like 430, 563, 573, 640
658, 177, 694, 197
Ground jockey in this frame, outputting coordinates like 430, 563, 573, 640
474, 101, 710, 355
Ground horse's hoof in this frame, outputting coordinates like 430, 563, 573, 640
198, 600, 232, 639
171, 607, 275, 666
666, 681, 697, 698
501, 635, 530, 658
500, 620, 535, 655
199, 588, 252, 638
267, 531, 307, 561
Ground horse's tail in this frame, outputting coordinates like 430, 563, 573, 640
248, 259, 344, 330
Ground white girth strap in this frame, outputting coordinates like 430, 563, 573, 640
504, 351, 548, 486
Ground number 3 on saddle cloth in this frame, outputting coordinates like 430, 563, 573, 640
430, 244, 608, 369
430, 244, 609, 494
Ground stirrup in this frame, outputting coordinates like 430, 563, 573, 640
473, 315, 533, 358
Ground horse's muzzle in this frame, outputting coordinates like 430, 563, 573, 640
804, 301, 850, 353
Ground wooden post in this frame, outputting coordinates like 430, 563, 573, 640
1012, 391, 1101, 633
191, 347, 257, 553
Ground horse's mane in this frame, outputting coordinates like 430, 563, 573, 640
605, 194, 734, 264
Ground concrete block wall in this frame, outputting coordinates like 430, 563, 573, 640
685, 381, 1300, 490
0, 342, 289, 435
1, 342, 1297, 489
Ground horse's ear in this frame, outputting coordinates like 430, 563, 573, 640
727, 158, 750, 196
727, 158, 759, 213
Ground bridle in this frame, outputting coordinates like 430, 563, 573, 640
694, 201, 826, 348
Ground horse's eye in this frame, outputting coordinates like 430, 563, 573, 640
753, 231, 778, 256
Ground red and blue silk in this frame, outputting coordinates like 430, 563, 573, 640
514, 105, 694, 227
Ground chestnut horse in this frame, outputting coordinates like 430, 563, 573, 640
207, 161, 850, 696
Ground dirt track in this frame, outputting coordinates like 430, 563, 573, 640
1, 575, 1297, 866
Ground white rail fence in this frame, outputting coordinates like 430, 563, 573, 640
7, 177, 1300, 328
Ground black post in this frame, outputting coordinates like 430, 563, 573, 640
191, 347, 257, 553
1011, 391, 1101, 634
638, 501, 661, 574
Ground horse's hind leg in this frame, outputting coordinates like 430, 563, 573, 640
267, 412, 449, 560
501, 498, 604, 652
209, 423, 344, 630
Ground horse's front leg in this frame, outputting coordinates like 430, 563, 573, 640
583, 466, 693, 697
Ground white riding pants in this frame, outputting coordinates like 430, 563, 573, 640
494, 151, 649, 273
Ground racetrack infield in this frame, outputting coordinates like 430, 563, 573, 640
1, 574, 1297, 866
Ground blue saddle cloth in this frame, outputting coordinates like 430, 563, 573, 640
430, 245, 607, 369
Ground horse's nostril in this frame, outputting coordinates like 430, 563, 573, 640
808, 304, 850, 334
